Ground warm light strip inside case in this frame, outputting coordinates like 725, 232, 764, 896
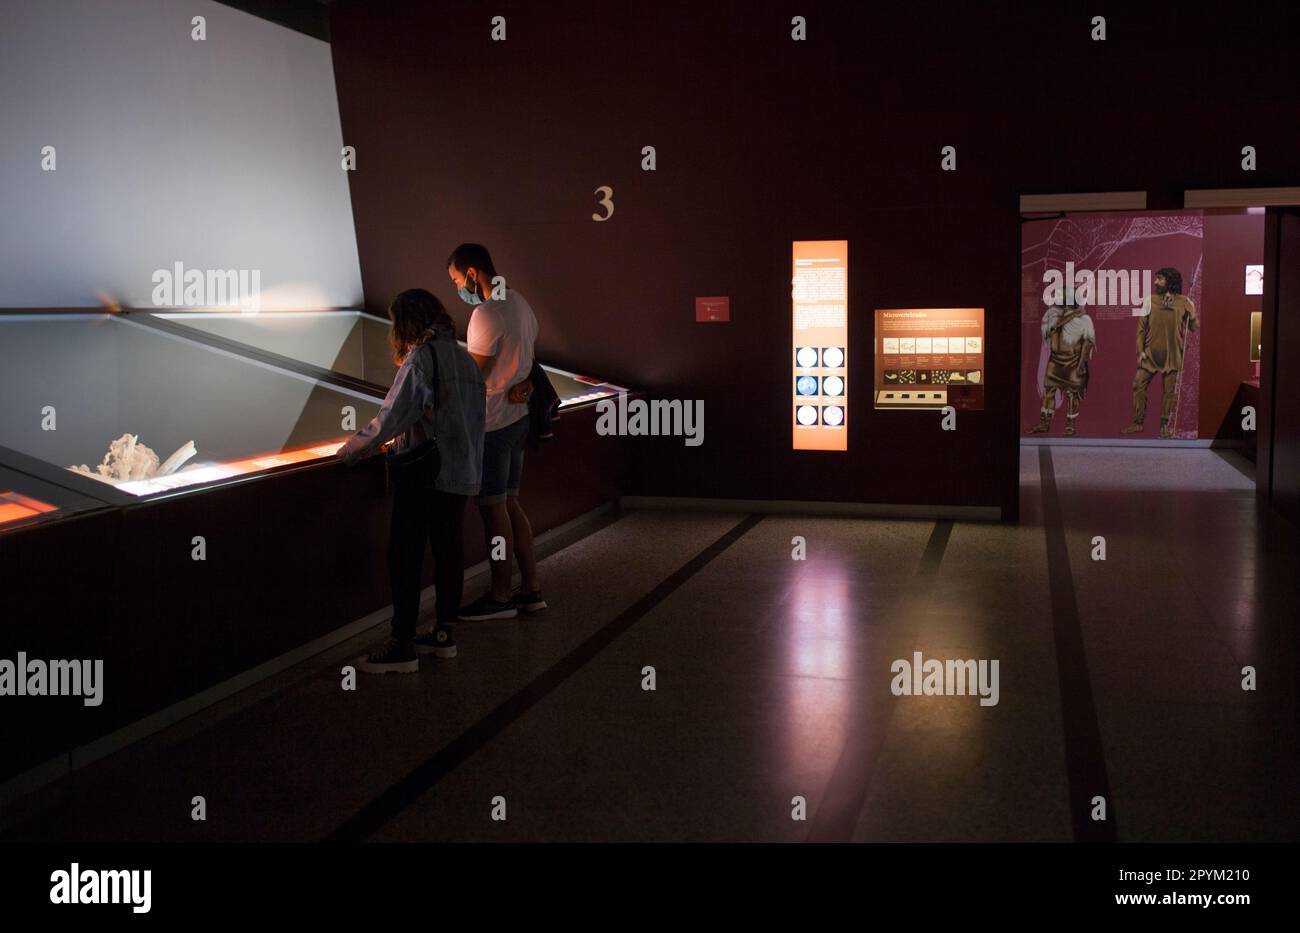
0, 491, 59, 526
107, 442, 346, 496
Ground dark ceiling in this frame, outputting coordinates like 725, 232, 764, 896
212, 0, 332, 42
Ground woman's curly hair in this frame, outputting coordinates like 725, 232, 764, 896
388, 288, 455, 364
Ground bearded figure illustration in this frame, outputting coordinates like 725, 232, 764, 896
1027, 290, 1095, 436
1122, 267, 1199, 438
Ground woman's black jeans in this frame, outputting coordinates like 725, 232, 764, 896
387, 481, 467, 641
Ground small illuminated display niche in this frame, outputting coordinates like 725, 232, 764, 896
792, 240, 848, 451
874, 308, 985, 411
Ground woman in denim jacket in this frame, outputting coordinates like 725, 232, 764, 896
339, 288, 486, 673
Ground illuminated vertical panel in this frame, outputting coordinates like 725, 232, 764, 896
792, 240, 848, 451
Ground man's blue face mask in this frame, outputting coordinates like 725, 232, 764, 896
458, 272, 482, 305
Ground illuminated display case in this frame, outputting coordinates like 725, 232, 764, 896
874, 308, 985, 411
143, 310, 627, 410
0, 309, 630, 784
0, 311, 391, 783
0, 313, 381, 499
0, 463, 112, 534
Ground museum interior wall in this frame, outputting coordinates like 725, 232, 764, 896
331, 0, 1300, 519
0, 0, 362, 310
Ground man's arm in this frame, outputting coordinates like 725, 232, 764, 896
467, 305, 500, 375
467, 308, 532, 400
1185, 297, 1199, 332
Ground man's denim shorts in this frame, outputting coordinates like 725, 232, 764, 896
480, 414, 529, 504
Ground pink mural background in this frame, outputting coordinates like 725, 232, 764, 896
1021, 212, 1204, 439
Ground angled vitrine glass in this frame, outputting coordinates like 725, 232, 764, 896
0, 313, 382, 499
143, 310, 628, 410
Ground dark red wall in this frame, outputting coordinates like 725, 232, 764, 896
1263, 211, 1300, 524
329, 0, 1300, 519
1200, 210, 1266, 439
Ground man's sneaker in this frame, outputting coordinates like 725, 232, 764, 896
414, 625, 457, 658
358, 638, 418, 674
458, 594, 518, 621
513, 590, 548, 613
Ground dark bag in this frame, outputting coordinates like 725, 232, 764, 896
527, 360, 561, 446
386, 439, 441, 490
386, 340, 442, 489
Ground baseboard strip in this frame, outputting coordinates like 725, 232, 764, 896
619, 495, 1000, 522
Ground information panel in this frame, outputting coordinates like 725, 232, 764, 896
792, 240, 848, 451
874, 308, 985, 411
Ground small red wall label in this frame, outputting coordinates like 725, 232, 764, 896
695, 296, 730, 322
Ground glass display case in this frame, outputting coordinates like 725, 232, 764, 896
144, 310, 627, 409
0, 314, 382, 498
0, 463, 112, 533
1, 309, 632, 788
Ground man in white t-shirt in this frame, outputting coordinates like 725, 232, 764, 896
447, 243, 547, 620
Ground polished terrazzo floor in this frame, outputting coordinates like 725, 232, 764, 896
3, 446, 1297, 842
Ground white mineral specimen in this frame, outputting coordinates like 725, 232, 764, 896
157, 440, 197, 476
70, 435, 199, 486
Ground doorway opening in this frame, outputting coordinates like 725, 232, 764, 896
1018, 196, 1267, 497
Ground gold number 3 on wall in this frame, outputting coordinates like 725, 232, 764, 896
592, 186, 614, 221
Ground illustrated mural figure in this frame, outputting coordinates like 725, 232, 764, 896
1027, 288, 1095, 436
1121, 267, 1199, 439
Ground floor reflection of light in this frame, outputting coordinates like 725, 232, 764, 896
778, 674, 855, 785
787, 560, 852, 675
1214, 571, 1267, 663
777, 559, 857, 781
773, 540, 1011, 798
